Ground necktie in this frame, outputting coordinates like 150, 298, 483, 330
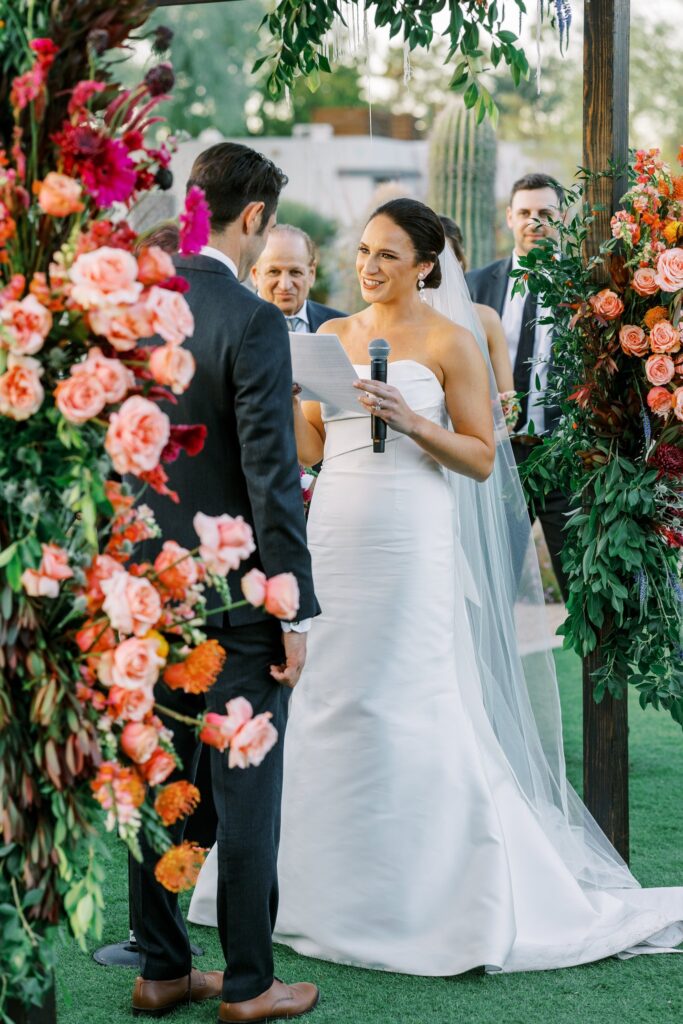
286, 316, 306, 333
512, 289, 537, 431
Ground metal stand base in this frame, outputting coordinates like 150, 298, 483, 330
93, 936, 203, 967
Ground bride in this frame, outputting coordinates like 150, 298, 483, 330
189, 198, 683, 975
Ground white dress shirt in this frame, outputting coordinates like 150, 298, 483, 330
501, 253, 553, 435
285, 301, 310, 332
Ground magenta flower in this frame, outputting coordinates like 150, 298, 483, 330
81, 138, 137, 207
179, 186, 211, 255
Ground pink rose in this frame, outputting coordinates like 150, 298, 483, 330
199, 712, 233, 752
0, 295, 52, 355
148, 344, 195, 394
143, 286, 194, 345
228, 712, 278, 769
21, 569, 59, 598
241, 568, 268, 607
0, 354, 44, 420
649, 320, 681, 354
264, 573, 300, 620
98, 637, 164, 690
38, 172, 84, 217
674, 387, 683, 423
193, 512, 255, 576
139, 747, 176, 786
55, 372, 106, 424
85, 553, 125, 609
647, 386, 674, 418
121, 721, 159, 764
137, 246, 175, 286
631, 267, 659, 297
21, 542, 73, 598
108, 684, 155, 723
105, 396, 170, 475
101, 570, 162, 636
589, 289, 624, 320
645, 353, 675, 386
223, 697, 254, 739
72, 346, 135, 403
618, 324, 648, 357
154, 540, 198, 597
88, 302, 155, 352
69, 247, 142, 309
655, 248, 683, 293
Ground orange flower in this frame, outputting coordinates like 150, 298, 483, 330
154, 841, 206, 893
91, 762, 146, 824
674, 176, 683, 200
663, 221, 683, 246
643, 306, 669, 330
154, 781, 201, 825
163, 640, 226, 694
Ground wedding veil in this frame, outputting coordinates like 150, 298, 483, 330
428, 246, 637, 892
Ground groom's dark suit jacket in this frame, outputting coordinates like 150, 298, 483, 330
141, 253, 319, 628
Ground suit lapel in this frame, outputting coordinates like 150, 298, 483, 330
490, 257, 512, 317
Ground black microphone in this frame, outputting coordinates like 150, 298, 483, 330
368, 338, 391, 454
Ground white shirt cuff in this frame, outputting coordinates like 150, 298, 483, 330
280, 618, 312, 634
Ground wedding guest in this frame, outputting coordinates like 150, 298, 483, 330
251, 224, 345, 332
465, 173, 569, 601
137, 220, 180, 254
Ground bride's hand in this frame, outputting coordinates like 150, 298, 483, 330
354, 379, 419, 437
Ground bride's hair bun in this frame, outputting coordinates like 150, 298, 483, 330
369, 198, 446, 290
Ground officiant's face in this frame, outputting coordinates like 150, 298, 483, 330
506, 187, 561, 256
252, 233, 316, 315
356, 215, 428, 304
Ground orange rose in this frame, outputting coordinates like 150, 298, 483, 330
154, 540, 198, 599
137, 246, 175, 286
674, 387, 683, 422
143, 286, 194, 345
148, 343, 195, 395
0, 354, 44, 420
121, 722, 159, 764
589, 289, 624, 320
139, 747, 176, 786
0, 294, 52, 355
655, 248, 683, 293
105, 396, 170, 476
88, 302, 155, 352
264, 573, 300, 620
69, 246, 142, 309
631, 268, 659, 297
618, 324, 648, 357
645, 353, 675, 386
649, 320, 681, 354
37, 172, 84, 217
54, 372, 106, 424
73, 346, 135, 403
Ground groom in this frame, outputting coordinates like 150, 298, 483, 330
129, 142, 320, 1022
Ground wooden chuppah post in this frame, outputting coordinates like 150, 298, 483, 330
581, 0, 631, 861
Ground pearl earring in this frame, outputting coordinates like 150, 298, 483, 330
418, 273, 426, 302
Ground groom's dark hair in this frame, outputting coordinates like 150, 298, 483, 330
187, 142, 288, 233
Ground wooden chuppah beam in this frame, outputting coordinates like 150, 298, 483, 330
582, 0, 631, 861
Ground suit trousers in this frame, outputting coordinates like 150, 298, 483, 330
129, 618, 289, 1003
511, 441, 570, 603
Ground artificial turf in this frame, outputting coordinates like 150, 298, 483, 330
55, 649, 683, 1023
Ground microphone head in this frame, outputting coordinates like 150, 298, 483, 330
368, 337, 391, 360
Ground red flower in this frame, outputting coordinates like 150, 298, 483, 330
648, 444, 683, 479
161, 423, 207, 464
53, 124, 137, 207
179, 186, 211, 255
138, 464, 179, 503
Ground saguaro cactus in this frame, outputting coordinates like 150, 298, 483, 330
428, 99, 497, 270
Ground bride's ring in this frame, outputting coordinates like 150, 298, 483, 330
374, 399, 383, 411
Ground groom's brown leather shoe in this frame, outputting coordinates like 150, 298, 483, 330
218, 978, 320, 1022
132, 968, 223, 1016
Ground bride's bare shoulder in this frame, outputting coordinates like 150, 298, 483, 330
426, 306, 479, 354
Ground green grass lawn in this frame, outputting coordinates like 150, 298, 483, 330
56, 649, 683, 1023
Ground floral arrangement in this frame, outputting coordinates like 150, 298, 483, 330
517, 146, 683, 723
0, 6, 297, 1017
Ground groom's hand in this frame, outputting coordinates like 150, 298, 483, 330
270, 631, 307, 688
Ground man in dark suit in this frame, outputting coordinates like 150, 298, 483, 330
251, 224, 344, 332
129, 143, 320, 1023
466, 172, 569, 601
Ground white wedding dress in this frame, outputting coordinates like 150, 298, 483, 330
189, 360, 683, 975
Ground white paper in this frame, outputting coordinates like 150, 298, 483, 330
289, 332, 361, 413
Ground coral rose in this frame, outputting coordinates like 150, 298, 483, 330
84, 553, 124, 611
143, 286, 194, 345
199, 712, 235, 752
69, 246, 142, 309
21, 569, 59, 598
98, 636, 164, 690
148, 344, 195, 394
121, 722, 159, 764
649, 320, 681, 354
229, 712, 278, 769
139, 747, 176, 786
264, 573, 300, 620
241, 568, 268, 608
101, 570, 162, 636
193, 512, 255, 576
137, 246, 175, 286
0, 354, 44, 420
108, 684, 155, 722
73, 347, 135, 403
105, 396, 170, 476
55, 372, 106, 424
154, 540, 198, 599
674, 387, 683, 423
88, 302, 155, 352
631, 267, 659, 297
645, 354, 675, 386
589, 289, 624, 320
618, 325, 648, 357
0, 295, 52, 355
655, 248, 683, 293
38, 172, 84, 216
40, 543, 73, 582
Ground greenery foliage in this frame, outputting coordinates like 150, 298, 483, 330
428, 97, 497, 269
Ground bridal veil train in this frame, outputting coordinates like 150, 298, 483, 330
189, 220, 683, 975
